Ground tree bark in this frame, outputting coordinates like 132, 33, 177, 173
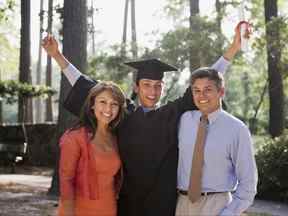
90, 0, 96, 55
264, 0, 284, 137
189, 0, 200, 73
19, 0, 33, 123
48, 0, 87, 196
121, 0, 129, 57
0, 72, 2, 124
35, 0, 44, 123
45, 0, 54, 122
131, 0, 137, 59
215, 0, 224, 57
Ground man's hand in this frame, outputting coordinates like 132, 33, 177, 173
42, 34, 60, 57
223, 21, 252, 61
41, 34, 69, 70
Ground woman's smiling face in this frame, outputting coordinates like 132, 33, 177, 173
92, 90, 120, 126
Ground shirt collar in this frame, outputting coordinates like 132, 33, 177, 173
207, 108, 222, 124
141, 106, 154, 113
139, 103, 159, 113
196, 108, 222, 124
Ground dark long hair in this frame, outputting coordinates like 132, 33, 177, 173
73, 81, 126, 138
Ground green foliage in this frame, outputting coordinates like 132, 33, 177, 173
153, 16, 225, 69
225, 53, 270, 133
163, 0, 187, 23
224, 3, 288, 136
155, 27, 190, 69
0, 34, 19, 75
88, 0, 288, 135
88, 55, 129, 81
255, 132, 288, 202
140, 15, 230, 104
189, 15, 225, 66
0, 1, 18, 76
0, 0, 15, 22
0, 80, 57, 104
88, 47, 132, 94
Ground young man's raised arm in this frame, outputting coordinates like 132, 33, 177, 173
177, 21, 244, 112
211, 21, 243, 74
42, 35, 97, 117
42, 34, 81, 86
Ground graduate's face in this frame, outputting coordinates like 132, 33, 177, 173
135, 79, 163, 108
91, 90, 120, 126
192, 78, 224, 115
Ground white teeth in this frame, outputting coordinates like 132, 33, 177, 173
103, 113, 111, 117
199, 100, 208, 104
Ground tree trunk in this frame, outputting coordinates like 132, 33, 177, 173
264, 0, 284, 137
19, 0, 33, 123
215, 0, 224, 57
121, 0, 129, 57
0, 99, 2, 124
35, 0, 44, 123
189, 0, 200, 73
90, 0, 96, 55
45, 0, 54, 122
242, 72, 250, 120
131, 0, 137, 59
130, 0, 139, 106
0, 72, 2, 124
48, 0, 87, 196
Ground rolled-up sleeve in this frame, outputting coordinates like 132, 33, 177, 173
211, 56, 230, 75
62, 64, 82, 86
59, 132, 81, 200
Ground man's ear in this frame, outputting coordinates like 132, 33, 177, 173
133, 83, 139, 94
219, 87, 225, 97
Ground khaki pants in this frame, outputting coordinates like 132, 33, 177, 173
176, 192, 232, 216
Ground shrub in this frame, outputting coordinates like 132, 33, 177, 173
0, 80, 56, 104
255, 130, 288, 202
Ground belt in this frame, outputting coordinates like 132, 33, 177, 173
177, 189, 227, 196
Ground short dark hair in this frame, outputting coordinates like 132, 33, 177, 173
190, 67, 224, 89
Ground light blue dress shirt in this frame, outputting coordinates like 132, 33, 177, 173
178, 109, 258, 215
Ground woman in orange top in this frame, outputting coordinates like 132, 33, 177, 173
58, 81, 126, 216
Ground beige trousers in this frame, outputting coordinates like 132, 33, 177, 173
175, 192, 232, 216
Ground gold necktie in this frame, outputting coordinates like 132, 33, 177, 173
188, 115, 208, 203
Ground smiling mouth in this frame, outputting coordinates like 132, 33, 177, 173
199, 100, 209, 104
102, 112, 112, 118
147, 96, 156, 100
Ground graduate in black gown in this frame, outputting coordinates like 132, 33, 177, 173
42, 27, 241, 216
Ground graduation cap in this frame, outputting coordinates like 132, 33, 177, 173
124, 58, 178, 81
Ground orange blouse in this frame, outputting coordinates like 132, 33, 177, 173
58, 127, 121, 216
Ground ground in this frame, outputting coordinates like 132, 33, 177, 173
0, 165, 288, 216
0, 184, 57, 216
0, 165, 57, 216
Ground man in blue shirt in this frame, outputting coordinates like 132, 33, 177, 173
176, 68, 258, 215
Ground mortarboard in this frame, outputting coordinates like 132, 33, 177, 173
124, 58, 178, 81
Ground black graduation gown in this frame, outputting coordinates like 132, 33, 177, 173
64, 75, 197, 216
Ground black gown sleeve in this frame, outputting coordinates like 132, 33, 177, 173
164, 86, 197, 116
63, 75, 98, 117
